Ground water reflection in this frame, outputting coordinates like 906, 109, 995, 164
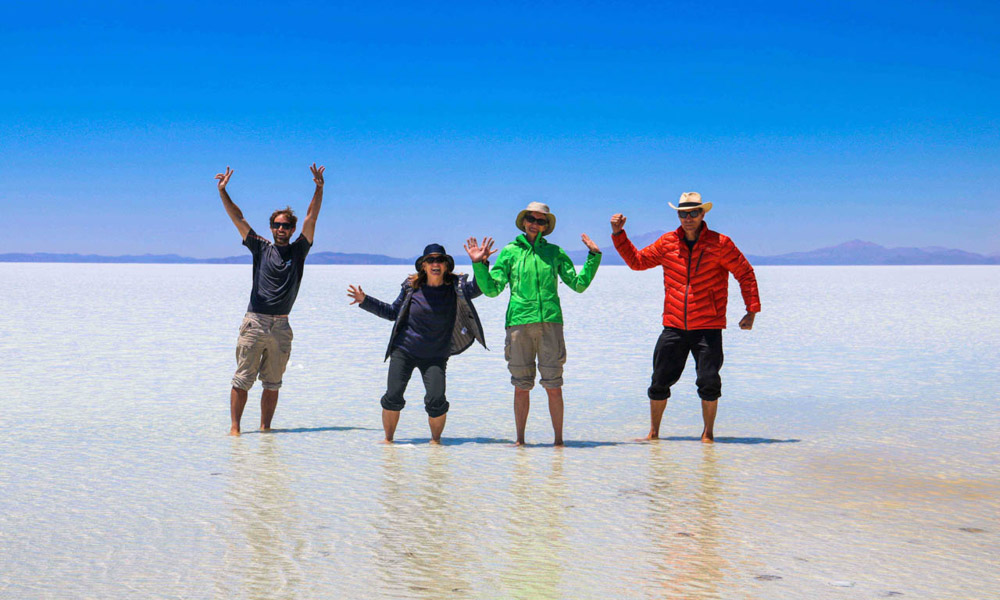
501, 451, 568, 600
219, 436, 306, 600
375, 446, 474, 599
645, 444, 728, 598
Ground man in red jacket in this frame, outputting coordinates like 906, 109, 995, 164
611, 192, 760, 443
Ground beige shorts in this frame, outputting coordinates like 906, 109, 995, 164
504, 322, 566, 390
232, 312, 293, 391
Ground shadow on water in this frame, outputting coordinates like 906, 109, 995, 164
245, 425, 379, 434
393, 438, 626, 448
659, 436, 801, 444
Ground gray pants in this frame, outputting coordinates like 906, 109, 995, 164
381, 348, 449, 417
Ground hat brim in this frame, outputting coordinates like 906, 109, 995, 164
668, 202, 712, 214
415, 253, 455, 273
515, 209, 556, 236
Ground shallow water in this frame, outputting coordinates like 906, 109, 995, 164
1, 264, 998, 599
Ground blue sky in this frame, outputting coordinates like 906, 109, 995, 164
2, 0, 998, 258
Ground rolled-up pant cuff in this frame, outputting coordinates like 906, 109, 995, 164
232, 378, 254, 391
511, 376, 535, 390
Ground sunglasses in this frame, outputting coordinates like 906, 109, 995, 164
523, 215, 549, 226
677, 209, 703, 219
423, 255, 448, 264
271, 222, 294, 230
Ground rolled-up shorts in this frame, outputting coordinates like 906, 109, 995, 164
648, 327, 723, 402
504, 322, 566, 390
231, 312, 293, 391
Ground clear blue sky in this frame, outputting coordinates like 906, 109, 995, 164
2, 0, 998, 258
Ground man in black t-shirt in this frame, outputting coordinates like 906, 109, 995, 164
216, 164, 325, 435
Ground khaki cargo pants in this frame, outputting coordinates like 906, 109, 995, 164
231, 312, 293, 391
504, 322, 566, 390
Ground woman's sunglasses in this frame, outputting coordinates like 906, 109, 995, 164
523, 215, 549, 226
423, 255, 448, 264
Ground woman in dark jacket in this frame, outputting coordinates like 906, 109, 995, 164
348, 244, 487, 444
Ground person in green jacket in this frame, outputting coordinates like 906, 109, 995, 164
464, 202, 602, 446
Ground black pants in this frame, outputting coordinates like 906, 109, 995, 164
648, 327, 724, 402
381, 348, 449, 417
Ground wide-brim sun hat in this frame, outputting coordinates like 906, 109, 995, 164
668, 191, 712, 214
515, 201, 556, 236
414, 243, 455, 272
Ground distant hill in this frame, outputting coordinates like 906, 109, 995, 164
2, 237, 998, 265
747, 240, 1000, 265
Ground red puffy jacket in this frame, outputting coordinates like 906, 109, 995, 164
613, 223, 761, 330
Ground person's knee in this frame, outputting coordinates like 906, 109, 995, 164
381, 393, 405, 412
508, 363, 536, 390
231, 377, 255, 392
647, 385, 671, 401
425, 395, 449, 418
537, 362, 563, 389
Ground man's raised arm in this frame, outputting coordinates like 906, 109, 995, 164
216, 167, 251, 240
300, 163, 325, 243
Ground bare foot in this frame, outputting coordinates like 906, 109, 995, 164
380, 438, 394, 444
701, 429, 714, 443
514, 440, 526, 447
259, 426, 272, 433
553, 439, 564, 447
229, 427, 241, 437
635, 431, 660, 442
429, 439, 442, 445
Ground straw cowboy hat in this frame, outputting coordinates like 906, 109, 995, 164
668, 192, 712, 214
515, 201, 556, 236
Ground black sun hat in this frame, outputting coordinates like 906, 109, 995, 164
415, 243, 455, 272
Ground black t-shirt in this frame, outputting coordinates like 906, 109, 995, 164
394, 283, 457, 359
243, 229, 312, 315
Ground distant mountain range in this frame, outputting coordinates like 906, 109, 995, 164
2, 237, 998, 265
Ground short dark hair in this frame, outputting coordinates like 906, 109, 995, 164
270, 206, 297, 228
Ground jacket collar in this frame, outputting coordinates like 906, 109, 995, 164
515, 234, 547, 249
673, 221, 708, 245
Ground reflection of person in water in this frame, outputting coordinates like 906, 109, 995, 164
374, 447, 474, 599
349, 244, 487, 444
502, 451, 568, 597
645, 444, 728, 596
221, 436, 305, 598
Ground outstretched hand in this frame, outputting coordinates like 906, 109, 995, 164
347, 284, 366, 305
610, 213, 626, 234
581, 234, 601, 253
310, 163, 325, 188
215, 166, 234, 191
464, 237, 497, 263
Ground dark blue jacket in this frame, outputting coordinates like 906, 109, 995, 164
360, 274, 488, 361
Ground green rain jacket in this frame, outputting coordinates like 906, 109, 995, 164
473, 234, 601, 327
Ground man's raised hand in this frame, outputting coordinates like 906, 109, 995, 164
464, 237, 497, 264
310, 163, 325, 188
581, 234, 601, 253
215, 167, 234, 191
610, 213, 626, 234
347, 285, 366, 305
